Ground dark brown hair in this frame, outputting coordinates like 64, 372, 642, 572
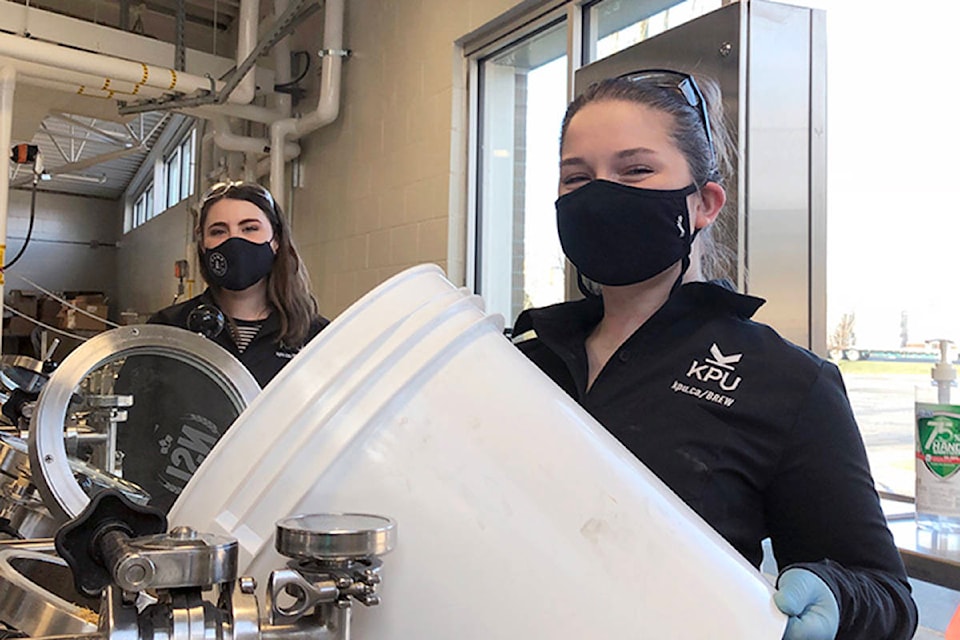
560, 73, 737, 282
196, 182, 319, 348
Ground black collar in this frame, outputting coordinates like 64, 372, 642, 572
200, 288, 281, 335
513, 280, 765, 342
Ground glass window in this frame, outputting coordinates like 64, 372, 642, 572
133, 197, 143, 229
796, 0, 960, 498
585, 0, 723, 63
144, 185, 154, 220
127, 183, 155, 232
165, 147, 181, 208
475, 19, 568, 326
180, 132, 194, 201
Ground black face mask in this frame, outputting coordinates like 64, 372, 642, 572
203, 237, 276, 291
555, 179, 699, 287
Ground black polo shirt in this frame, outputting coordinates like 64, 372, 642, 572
148, 289, 329, 387
114, 290, 327, 512
514, 281, 916, 640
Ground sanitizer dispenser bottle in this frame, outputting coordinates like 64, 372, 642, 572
916, 339, 960, 532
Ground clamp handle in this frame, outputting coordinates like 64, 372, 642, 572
54, 490, 167, 596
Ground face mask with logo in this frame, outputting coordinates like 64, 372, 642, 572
203, 236, 276, 291
555, 179, 699, 287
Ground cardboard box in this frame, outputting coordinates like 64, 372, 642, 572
38, 297, 61, 326
120, 311, 144, 325
70, 293, 106, 306
7, 290, 39, 318
59, 304, 109, 331
7, 316, 35, 336
56, 293, 109, 332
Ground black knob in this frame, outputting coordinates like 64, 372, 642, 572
186, 304, 225, 339
54, 490, 167, 597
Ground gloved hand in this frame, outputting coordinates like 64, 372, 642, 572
774, 568, 840, 640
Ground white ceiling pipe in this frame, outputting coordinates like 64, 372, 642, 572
269, 0, 344, 209
272, 0, 293, 119
255, 139, 299, 177
0, 31, 220, 97
19, 74, 168, 101
182, 103, 284, 125
231, 0, 259, 105
244, 152, 258, 182
0, 66, 16, 358
211, 114, 268, 154
21, 76, 113, 100
209, 113, 299, 158
226, 151, 244, 181
179, 0, 297, 124
0, 56, 170, 99
200, 129, 217, 181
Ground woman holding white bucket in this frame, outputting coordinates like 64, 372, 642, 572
512, 70, 916, 640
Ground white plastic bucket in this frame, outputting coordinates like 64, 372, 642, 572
171, 264, 786, 639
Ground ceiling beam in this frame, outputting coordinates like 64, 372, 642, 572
48, 113, 134, 147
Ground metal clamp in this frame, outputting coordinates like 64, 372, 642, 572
268, 556, 384, 620
268, 568, 339, 618
269, 513, 395, 622
318, 48, 351, 58
109, 526, 239, 592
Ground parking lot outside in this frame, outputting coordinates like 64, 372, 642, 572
841, 367, 960, 638
843, 370, 929, 498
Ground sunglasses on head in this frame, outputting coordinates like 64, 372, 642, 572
199, 181, 277, 212
617, 68, 717, 167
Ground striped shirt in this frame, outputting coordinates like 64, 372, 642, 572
229, 318, 263, 353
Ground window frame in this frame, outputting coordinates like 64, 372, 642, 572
165, 146, 182, 209
124, 121, 196, 233
463, 2, 582, 321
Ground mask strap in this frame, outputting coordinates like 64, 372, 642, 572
576, 271, 601, 298
672, 221, 701, 293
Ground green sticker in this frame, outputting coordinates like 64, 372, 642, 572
917, 405, 960, 479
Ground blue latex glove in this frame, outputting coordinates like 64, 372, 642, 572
774, 568, 840, 640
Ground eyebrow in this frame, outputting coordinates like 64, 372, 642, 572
559, 147, 658, 167
207, 218, 263, 228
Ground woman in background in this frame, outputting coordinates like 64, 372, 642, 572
119, 181, 327, 511
151, 181, 327, 385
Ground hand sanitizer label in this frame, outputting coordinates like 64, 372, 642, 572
917, 406, 960, 478
917, 403, 960, 523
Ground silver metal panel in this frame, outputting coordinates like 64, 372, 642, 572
809, 8, 828, 357
572, 0, 827, 352
745, 0, 813, 349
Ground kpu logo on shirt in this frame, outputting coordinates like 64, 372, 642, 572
670, 343, 743, 408
687, 343, 743, 392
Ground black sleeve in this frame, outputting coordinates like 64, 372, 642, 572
764, 362, 917, 640
147, 303, 183, 326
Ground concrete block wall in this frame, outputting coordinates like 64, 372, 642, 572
4, 188, 120, 310
114, 200, 194, 317
291, 0, 519, 317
